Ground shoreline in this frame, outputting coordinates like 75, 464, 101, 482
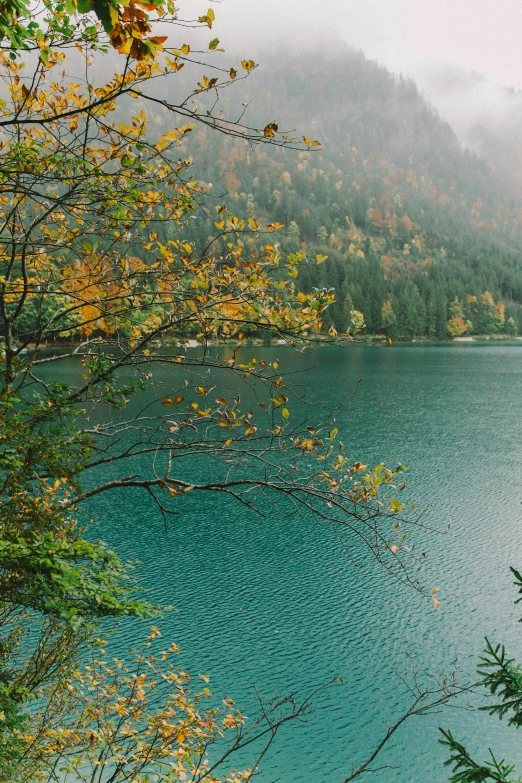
24, 334, 522, 352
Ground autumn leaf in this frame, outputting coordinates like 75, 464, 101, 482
263, 122, 278, 139
148, 36, 168, 46
198, 8, 215, 28
161, 395, 184, 406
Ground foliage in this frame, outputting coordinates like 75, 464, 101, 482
13, 631, 466, 783
0, 3, 431, 780
1, 0, 175, 62
440, 568, 522, 782
506, 316, 518, 336
16, 627, 327, 783
173, 49, 522, 340
381, 295, 397, 336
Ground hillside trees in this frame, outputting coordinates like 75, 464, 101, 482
0, 1, 432, 779
447, 298, 470, 337
478, 291, 498, 334
171, 50, 522, 340
381, 295, 397, 337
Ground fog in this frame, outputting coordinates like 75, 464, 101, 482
200, 0, 522, 167
208, 0, 522, 89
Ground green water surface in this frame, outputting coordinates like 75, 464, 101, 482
78, 344, 522, 782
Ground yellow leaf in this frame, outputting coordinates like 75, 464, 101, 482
263, 122, 278, 139
198, 7, 215, 27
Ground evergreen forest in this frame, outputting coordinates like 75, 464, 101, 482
170, 48, 522, 340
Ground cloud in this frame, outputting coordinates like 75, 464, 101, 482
414, 63, 522, 185
208, 0, 522, 89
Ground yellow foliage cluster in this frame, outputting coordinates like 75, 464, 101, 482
19, 631, 253, 783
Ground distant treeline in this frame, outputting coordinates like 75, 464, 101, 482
149, 48, 522, 339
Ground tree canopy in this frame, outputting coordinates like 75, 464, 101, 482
0, 2, 432, 781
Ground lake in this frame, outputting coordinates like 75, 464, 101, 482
82, 344, 522, 782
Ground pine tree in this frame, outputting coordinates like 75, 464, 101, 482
506, 316, 518, 336
496, 301, 506, 332
434, 292, 448, 339
341, 291, 355, 333
287, 220, 300, 253
478, 291, 498, 334
441, 569, 522, 783
381, 295, 397, 337
400, 282, 426, 338
426, 290, 438, 339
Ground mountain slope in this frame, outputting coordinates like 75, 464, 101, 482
175, 48, 522, 338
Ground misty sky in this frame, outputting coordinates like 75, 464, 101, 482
212, 0, 522, 89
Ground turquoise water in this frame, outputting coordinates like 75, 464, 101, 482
82, 345, 522, 782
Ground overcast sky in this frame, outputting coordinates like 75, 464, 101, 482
210, 0, 522, 89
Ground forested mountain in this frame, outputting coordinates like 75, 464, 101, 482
167, 48, 522, 339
